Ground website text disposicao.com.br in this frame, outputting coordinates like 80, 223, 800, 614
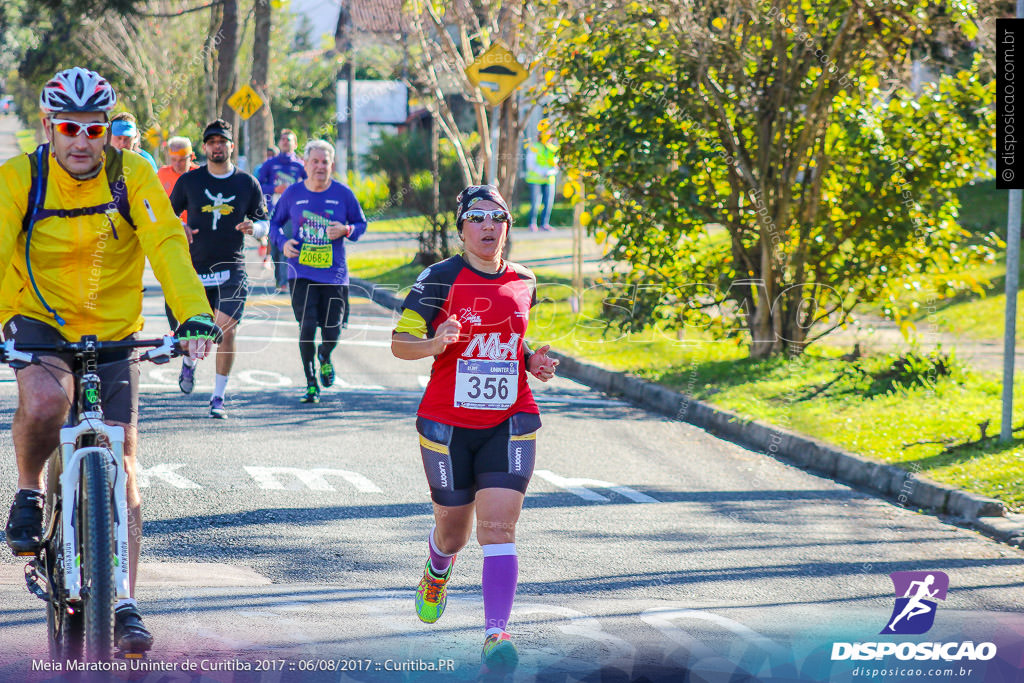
838, 640, 996, 679
851, 665, 978, 678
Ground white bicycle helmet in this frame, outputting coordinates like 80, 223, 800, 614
39, 67, 116, 114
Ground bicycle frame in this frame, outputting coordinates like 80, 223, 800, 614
6, 335, 177, 605
58, 398, 129, 602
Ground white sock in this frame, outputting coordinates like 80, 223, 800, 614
182, 356, 196, 368
115, 598, 137, 610
212, 374, 229, 399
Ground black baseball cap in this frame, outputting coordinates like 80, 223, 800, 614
202, 120, 233, 143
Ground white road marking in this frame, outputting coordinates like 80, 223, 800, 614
534, 469, 660, 503
244, 466, 383, 492
640, 607, 789, 676
148, 368, 181, 385
236, 369, 292, 387
323, 376, 386, 391
138, 463, 201, 489
234, 335, 391, 347
516, 603, 635, 662
641, 607, 787, 658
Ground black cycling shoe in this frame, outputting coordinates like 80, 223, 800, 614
115, 604, 154, 653
5, 490, 44, 555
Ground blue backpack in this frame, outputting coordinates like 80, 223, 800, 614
24, 143, 135, 235
22, 144, 136, 325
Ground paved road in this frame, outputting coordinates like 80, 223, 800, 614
0, 257, 1020, 682
0, 116, 1020, 680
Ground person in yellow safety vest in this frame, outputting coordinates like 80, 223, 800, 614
524, 124, 558, 232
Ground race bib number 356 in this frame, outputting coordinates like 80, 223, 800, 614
454, 359, 518, 410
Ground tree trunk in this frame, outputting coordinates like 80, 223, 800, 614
203, 3, 221, 122
250, 0, 272, 169
746, 275, 783, 359
334, 0, 357, 176
216, 0, 239, 148
497, 94, 520, 199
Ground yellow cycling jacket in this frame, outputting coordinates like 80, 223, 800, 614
0, 146, 212, 341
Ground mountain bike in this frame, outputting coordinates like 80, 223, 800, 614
6, 334, 179, 661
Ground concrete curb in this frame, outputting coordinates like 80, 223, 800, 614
352, 276, 1023, 550
351, 277, 403, 311
546, 350, 1023, 550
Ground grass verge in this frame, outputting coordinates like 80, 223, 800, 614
349, 248, 1024, 512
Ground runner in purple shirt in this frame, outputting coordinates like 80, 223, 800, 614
258, 129, 307, 291
270, 139, 367, 403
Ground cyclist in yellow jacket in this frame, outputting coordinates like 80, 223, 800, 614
0, 67, 220, 654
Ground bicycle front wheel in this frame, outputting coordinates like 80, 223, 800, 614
45, 453, 83, 661
78, 449, 116, 661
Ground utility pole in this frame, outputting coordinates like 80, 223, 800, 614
1000, 1, 1024, 442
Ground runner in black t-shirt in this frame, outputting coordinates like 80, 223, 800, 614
168, 119, 269, 419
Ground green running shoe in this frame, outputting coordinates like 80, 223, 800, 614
481, 631, 518, 674
318, 353, 335, 387
415, 557, 454, 623
301, 385, 320, 403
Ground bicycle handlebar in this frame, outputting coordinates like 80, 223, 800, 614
0, 335, 183, 367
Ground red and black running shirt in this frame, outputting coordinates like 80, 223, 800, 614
395, 255, 539, 429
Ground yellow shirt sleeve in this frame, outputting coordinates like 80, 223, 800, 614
123, 154, 213, 323
0, 155, 30, 295
394, 308, 428, 338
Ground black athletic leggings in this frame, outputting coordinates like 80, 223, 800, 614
289, 278, 349, 384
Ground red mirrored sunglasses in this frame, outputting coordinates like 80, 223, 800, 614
50, 118, 110, 139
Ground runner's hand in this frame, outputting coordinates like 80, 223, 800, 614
184, 225, 198, 244
283, 238, 300, 258
528, 344, 559, 382
236, 219, 255, 235
174, 314, 223, 360
434, 314, 462, 353
326, 222, 350, 240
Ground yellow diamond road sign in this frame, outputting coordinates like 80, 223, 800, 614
227, 84, 264, 120
465, 43, 529, 107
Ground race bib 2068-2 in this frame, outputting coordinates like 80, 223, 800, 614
298, 242, 332, 268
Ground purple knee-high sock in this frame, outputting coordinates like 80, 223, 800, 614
482, 543, 518, 635
428, 526, 454, 576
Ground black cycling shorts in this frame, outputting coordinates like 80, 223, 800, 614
416, 412, 542, 506
289, 279, 349, 330
165, 267, 249, 329
3, 315, 140, 426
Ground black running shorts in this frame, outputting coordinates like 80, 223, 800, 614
3, 315, 140, 426
416, 412, 541, 506
165, 267, 249, 329
288, 279, 349, 330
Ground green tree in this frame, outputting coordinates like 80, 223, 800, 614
400, 1, 571, 195
545, 0, 994, 357
8, 1, 223, 151
268, 49, 342, 141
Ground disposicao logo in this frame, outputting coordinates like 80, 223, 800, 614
831, 570, 997, 663
881, 570, 948, 635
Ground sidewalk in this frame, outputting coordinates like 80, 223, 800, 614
0, 116, 23, 164
826, 312, 1023, 375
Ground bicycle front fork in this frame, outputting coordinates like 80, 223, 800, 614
58, 418, 130, 602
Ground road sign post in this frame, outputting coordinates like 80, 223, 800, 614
466, 43, 529, 188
